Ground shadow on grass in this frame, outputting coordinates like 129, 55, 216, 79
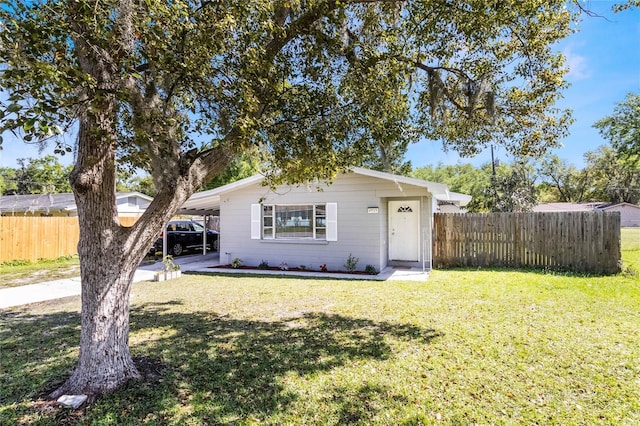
1, 300, 440, 424
0, 309, 81, 394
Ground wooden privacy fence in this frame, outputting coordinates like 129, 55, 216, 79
433, 212, 621, 274
0, 216, 139, 263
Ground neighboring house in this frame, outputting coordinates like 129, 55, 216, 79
435, 192, 472, 213
532, 202, 608, 213
0, 192, 153, 217
598, 202, 640, 227
533, 202, 640, 227
180, 167, 470, 272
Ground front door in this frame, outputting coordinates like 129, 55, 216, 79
388, 200, 420, 261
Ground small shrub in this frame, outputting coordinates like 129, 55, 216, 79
231, 258, 243, 269
364, 264, 377, 275
258, 260, 269, 269
299, 265, 307, 270
162, 255, 180, 272
344, 253, 359, 272
622, 265, 639, 278
279, 262, 289, 271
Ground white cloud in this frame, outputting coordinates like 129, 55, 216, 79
562, 45, 591, 81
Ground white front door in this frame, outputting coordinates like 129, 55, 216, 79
389, 200, 420, 261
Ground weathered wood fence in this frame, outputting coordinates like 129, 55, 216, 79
0, 216, 138, 263
433, 212, 621, 274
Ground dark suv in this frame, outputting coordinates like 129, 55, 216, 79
153, 220, 219, 256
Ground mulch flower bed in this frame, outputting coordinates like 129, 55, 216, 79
212, 265, 374, 275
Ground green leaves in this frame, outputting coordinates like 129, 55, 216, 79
593, 93, 640, 158
1, 0, 579, 187
6, 104, 21, 113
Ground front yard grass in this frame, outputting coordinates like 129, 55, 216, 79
1, 267, 639, 425
621, 227, 640, 274
0, 256, 80, 289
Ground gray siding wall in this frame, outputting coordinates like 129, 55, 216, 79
219, 173, 431, 272
613, 205, 640, 227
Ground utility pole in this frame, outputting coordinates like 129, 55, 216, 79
491, 144, 496, 177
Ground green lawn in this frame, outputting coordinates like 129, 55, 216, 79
621, 227, 640, 274
1, 267, 639, 424
0, 256, 80, 289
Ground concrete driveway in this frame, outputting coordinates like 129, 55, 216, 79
0, 253, 220, 309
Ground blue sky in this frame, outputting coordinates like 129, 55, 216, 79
1, 2, 639, 171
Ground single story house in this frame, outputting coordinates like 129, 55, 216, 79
0, 192, 153, 217
599, 202, 640, 227
180, 167, 471, 272
532, 202, 608, 213
435, 192, 472, 213
533, 202, 640, 227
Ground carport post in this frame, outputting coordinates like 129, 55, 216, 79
202, 215, 208, 255
162, 221, 168, 259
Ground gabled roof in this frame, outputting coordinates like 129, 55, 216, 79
598, 202, 640, 211
178, 174, 264, 215
532, 202, 609, 212
0, 192, 153, 214
349, 167, 449, 194
179, 168, 458, 215
434, 191, 472, 207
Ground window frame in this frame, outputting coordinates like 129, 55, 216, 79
262, 203, 326, 240
251, 202, 337, 242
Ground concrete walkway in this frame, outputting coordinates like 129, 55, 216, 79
1, 253, 428, 309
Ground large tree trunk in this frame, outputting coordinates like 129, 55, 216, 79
49, 253, 142, 398
48, 92, 227, 398
50, 95, 146, 398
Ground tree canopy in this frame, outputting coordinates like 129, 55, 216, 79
593, 92, 640, 158
584, 146, 640, 204
1, 0, 575, 187
415, 146, 640, 211
413, 162, 491, 211
414, 159, 538, 212
0, 155, 73, 194
536, 155, 590, 203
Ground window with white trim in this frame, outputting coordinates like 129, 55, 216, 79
251, 203, 337, 241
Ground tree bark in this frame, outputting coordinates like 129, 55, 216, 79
50, 91, 145, 397
49, 90, 231, 397
49, 253, 142, 398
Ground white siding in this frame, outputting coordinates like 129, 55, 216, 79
219, 173, 432, 271
115, 195, 150, 216
606, 204, 640, 227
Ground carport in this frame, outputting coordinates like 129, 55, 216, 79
178, 191, 221, 217
161, 176, 264, 258
156, 192, 221, 259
